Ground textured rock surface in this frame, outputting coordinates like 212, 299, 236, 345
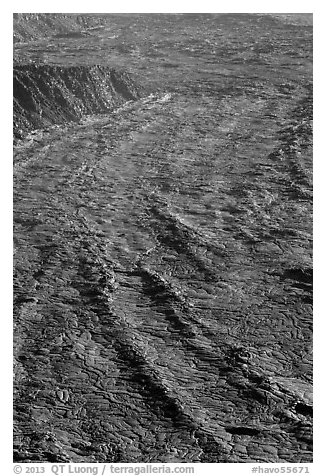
13, 14, 106, 44
14, 65, 141, 138
13, 13, 312, 463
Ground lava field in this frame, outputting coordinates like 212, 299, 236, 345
13, 13, 313, 463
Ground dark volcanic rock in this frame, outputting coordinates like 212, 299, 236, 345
13, 13, 313, 464
13, 13, 106, 43
13, 64, 141, 138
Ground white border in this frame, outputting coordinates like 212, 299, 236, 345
7, 1, 316, 13
3, 3, 322, 474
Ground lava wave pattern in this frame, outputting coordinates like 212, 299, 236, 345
13, 14, 312, 464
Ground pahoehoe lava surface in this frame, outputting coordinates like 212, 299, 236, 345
13, 13, 313, 463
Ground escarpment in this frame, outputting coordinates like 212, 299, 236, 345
14, 64, 141, 138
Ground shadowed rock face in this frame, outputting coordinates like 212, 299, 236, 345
13, 13, 312, 463
13, 65, 141, 138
